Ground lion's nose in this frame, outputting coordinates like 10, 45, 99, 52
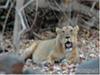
66, 36, 70, 39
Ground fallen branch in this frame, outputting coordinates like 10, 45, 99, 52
29, 0, 99, 19
71, 1, 99, 19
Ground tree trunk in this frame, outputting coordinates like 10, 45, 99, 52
13, 0, 24, 54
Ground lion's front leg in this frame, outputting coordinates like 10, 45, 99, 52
41, 55, 57, 66
48, 55, 58, 63
62, 54, 79, 64
62, 55, 75, 63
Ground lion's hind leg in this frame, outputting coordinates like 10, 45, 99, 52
21, 42, 38, 60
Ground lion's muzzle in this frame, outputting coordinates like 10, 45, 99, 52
65, 41, 73, 49
65, 37, 73, 51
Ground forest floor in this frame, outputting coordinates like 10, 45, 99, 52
0, 28, 99, 74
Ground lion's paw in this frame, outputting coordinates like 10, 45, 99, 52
61, 59, 71, 64
41, 61, 52, 66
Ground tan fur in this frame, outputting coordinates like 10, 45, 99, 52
21, 25, 79, 64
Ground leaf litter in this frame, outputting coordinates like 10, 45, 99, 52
0, 29, 99, 74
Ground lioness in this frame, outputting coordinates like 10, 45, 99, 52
21, 25, 79, 64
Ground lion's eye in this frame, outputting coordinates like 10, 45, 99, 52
62, 31, 65, 33
70, 29, 73, 32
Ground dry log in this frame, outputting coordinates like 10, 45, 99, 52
28, 0, 99, 18
71, 1, 99, 19
24, 0, 99, 30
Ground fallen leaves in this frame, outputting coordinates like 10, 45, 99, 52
0, 28, 99, 74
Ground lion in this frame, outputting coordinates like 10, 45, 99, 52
21, 25, 79, 64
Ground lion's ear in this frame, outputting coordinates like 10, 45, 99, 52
56, 27, 61, 34
74, 25, 79, 31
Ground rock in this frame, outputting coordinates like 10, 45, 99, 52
0, 54, 24, 74
23, 69, 46, 74
75, 58, 99, 74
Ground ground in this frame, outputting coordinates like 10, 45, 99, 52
0, 28, 99, 74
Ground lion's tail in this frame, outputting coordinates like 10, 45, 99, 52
21, 42, 38, 60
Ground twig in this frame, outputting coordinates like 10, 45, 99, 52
33, 32, 43, 40
1, 0, 15, 38
19, 0, 35, 11
79, 24, 90, 30
75, 13, 79, 25
23, 11, 29, 28
0, 0, 15, 54
47, 1, 59, 20
88, 2, 96, 17
18, 0, 43, 40
53, 0, 74, 25
18, 0, 36, 38
90, 2, 96, 12
0, 0, 10, 9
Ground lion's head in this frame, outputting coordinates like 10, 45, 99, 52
56, 25, 79, 52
